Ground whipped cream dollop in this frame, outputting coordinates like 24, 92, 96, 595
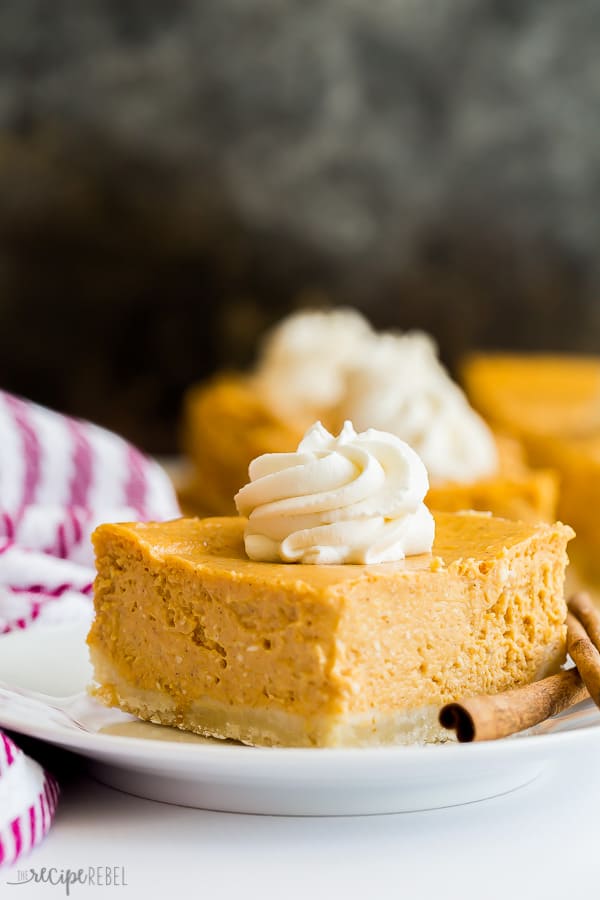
339, 332, 498, 483
252, 309, 498, 484
234, 421, 435, 565
253, 308, 373, 414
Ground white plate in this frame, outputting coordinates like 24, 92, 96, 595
0, 620, 599, 816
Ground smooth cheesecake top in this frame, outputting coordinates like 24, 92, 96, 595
463, 352, 600, 438
93, 512, 574, 590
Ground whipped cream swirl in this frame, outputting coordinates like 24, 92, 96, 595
252, 309, 498, 484
253, 308, 374, 415
340, 332, 498, 483
234, 421, 435, 565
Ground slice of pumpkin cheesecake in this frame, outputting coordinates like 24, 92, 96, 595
88, 507, 573, 747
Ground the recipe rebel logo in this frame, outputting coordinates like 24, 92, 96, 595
4, 865, 128, 895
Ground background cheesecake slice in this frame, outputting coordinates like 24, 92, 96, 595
88, 512, 573, 747
427, 470, 558, 525
462, 353, 600, 439
180, 374, 309, 516
180, 373, 558, 523
463, 352, 600, 581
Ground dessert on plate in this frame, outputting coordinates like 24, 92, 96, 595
181, 309, 557, 523
89, 422, 573, 748
463, 353, 600, 581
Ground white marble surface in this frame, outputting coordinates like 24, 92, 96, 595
1, 745, 599, 900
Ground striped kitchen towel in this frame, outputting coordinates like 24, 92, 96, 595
0, 733, 59, 867
0, 391, 180, 865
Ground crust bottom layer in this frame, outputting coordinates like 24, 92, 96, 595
89, 649, 456, 748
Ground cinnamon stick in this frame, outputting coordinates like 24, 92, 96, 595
568, 592, 600, 652
566, 610, 600, 707
439, 668, 588, 742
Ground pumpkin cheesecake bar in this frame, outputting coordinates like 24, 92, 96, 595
181, 313, 558, 524
462, 353, 600, 439
180, 374, 309, 516
181, 373, 558, 523
463, 352, 600, 580
88, 511, 573, 747
426, 467, 558, 524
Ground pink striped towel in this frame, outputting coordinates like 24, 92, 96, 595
0, 391, 180, 866
0, 733, 59, 868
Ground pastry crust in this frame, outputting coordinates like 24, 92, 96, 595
90, 651, 457, 746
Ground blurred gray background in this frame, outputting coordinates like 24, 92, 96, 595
1, 0, 599, 450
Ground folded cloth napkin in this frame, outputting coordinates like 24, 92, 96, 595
0, 391, 180, 866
